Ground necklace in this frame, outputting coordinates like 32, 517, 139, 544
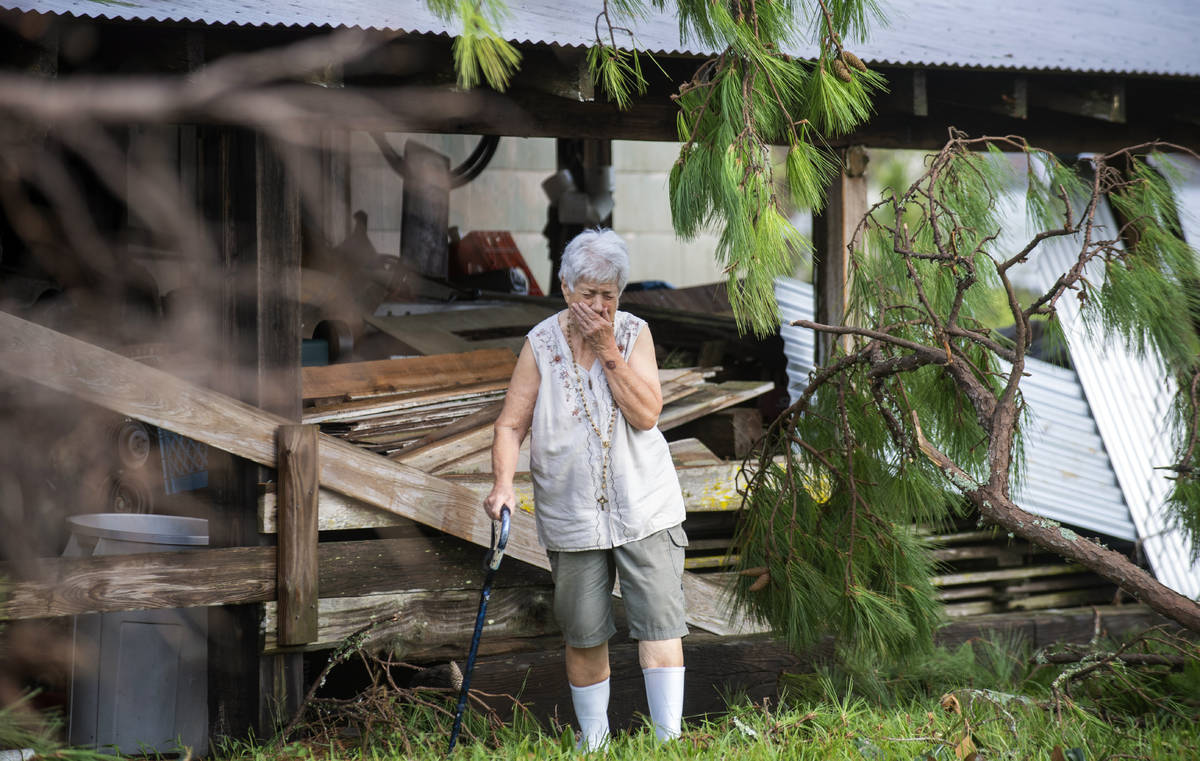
566, 317, 619, 510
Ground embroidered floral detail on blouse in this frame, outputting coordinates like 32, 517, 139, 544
552, 354, 562, 363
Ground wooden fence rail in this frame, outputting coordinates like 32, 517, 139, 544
0, 535, 551, 621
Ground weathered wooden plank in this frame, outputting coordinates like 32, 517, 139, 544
657, 380, 775, 431
931, 563, 1084, 587
685, 555, 738, 570
944, 600, 1000, 617
389, 400, 504, 458
262, 587, 557, 654
463, 634, 799, 729
934, 604, 1166, 651
325, 399, 498, 433
669, 407, 763, 459
1005, 587, 1116, 611
1, 547, 275, 619
277, 424, 319, 645
303, 381, 507, 424
435, 379, 775, 474
929, 545, 1025, 564
664, 437, 721, 466
258, 457, 752, 532
0, 536, 553, 620
301, 348, 517, 401
920, 529, 1002, 544
936, 585, 998, 602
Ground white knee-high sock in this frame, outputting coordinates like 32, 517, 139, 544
570, 679, 610, 751
642, 666, 685, 741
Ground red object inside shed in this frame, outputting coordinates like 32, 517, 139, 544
450, 231, 543, 296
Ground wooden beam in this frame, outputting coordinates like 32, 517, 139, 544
261, 587, 557, 653
931, 563, 1084, 587
812, 145, 869, 364
0, 535, 551, 620
277, 424, 319, 645
301, 347, 517, 402
928, 70, 1027, 120
1030, 75, 1125, 123
198, 125, 305, 735
258, 458, 755, 533
0, 312, 754, 635
667, 407, 763, 459
461, 634, 800, 729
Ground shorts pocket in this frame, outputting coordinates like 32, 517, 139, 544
666, 523, 689, 547
665, 524, 687, 579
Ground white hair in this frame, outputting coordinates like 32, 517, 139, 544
559, 228, 630, 293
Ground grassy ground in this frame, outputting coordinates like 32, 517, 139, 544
213, 692, 1198, 761
211, 632, 1199, 761
4, 630, 1193, 760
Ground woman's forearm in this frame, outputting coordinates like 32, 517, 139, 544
491, 422, 527, 484
596, 345, 662, 430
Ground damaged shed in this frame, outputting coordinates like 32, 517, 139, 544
0, 0, 1199, 752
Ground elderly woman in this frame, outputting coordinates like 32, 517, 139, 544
483, 229, 688, 749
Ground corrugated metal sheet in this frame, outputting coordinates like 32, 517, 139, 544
774, 275, 1140, 544
775, 277, 817, 402
6, 0, 1200, 77
1012, 187, 1198, 597
1014, 360, 1138, 541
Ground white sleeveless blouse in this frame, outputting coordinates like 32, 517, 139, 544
526, 311, 687, 551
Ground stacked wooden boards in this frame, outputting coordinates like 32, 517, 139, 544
302, 349, 516, 456
301, 348, 773, 477
0, 312, 768, 645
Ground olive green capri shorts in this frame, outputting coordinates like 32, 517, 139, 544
546, 524, 689, 647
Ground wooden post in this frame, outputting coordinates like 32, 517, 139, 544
277, 424, 319, 645
199, 121, 304, 740
811, 145, 869, 365
399, 140, 451, 279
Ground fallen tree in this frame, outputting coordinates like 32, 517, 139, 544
733, 132, 1200, 656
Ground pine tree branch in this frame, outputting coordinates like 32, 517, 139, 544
789, 319, 947, 360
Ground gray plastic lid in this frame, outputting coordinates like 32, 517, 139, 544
66, 514, 208, 545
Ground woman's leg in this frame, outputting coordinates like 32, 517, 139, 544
613, 526, 689, 741
566, 642, 611, 685
549, 549, 617, 750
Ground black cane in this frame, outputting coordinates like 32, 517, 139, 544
447, 505, 511, 753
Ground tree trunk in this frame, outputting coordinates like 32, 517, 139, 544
970, 487, 1200, 633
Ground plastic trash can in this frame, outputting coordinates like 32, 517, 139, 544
66, 514, 209, 756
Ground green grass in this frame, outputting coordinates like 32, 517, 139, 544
209, 691, 1198, 761
208, 630, 1200, 761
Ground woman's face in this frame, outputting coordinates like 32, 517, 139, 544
562, 276, 620, 322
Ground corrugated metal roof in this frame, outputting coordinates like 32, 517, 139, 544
1018, 192, 1200, 597
6, 0, 1200, 77
775, 275, 1140, 545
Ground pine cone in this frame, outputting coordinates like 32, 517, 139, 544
747, 572, 770, 592
841, 50, 868, 72
831, 58, 854, 83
